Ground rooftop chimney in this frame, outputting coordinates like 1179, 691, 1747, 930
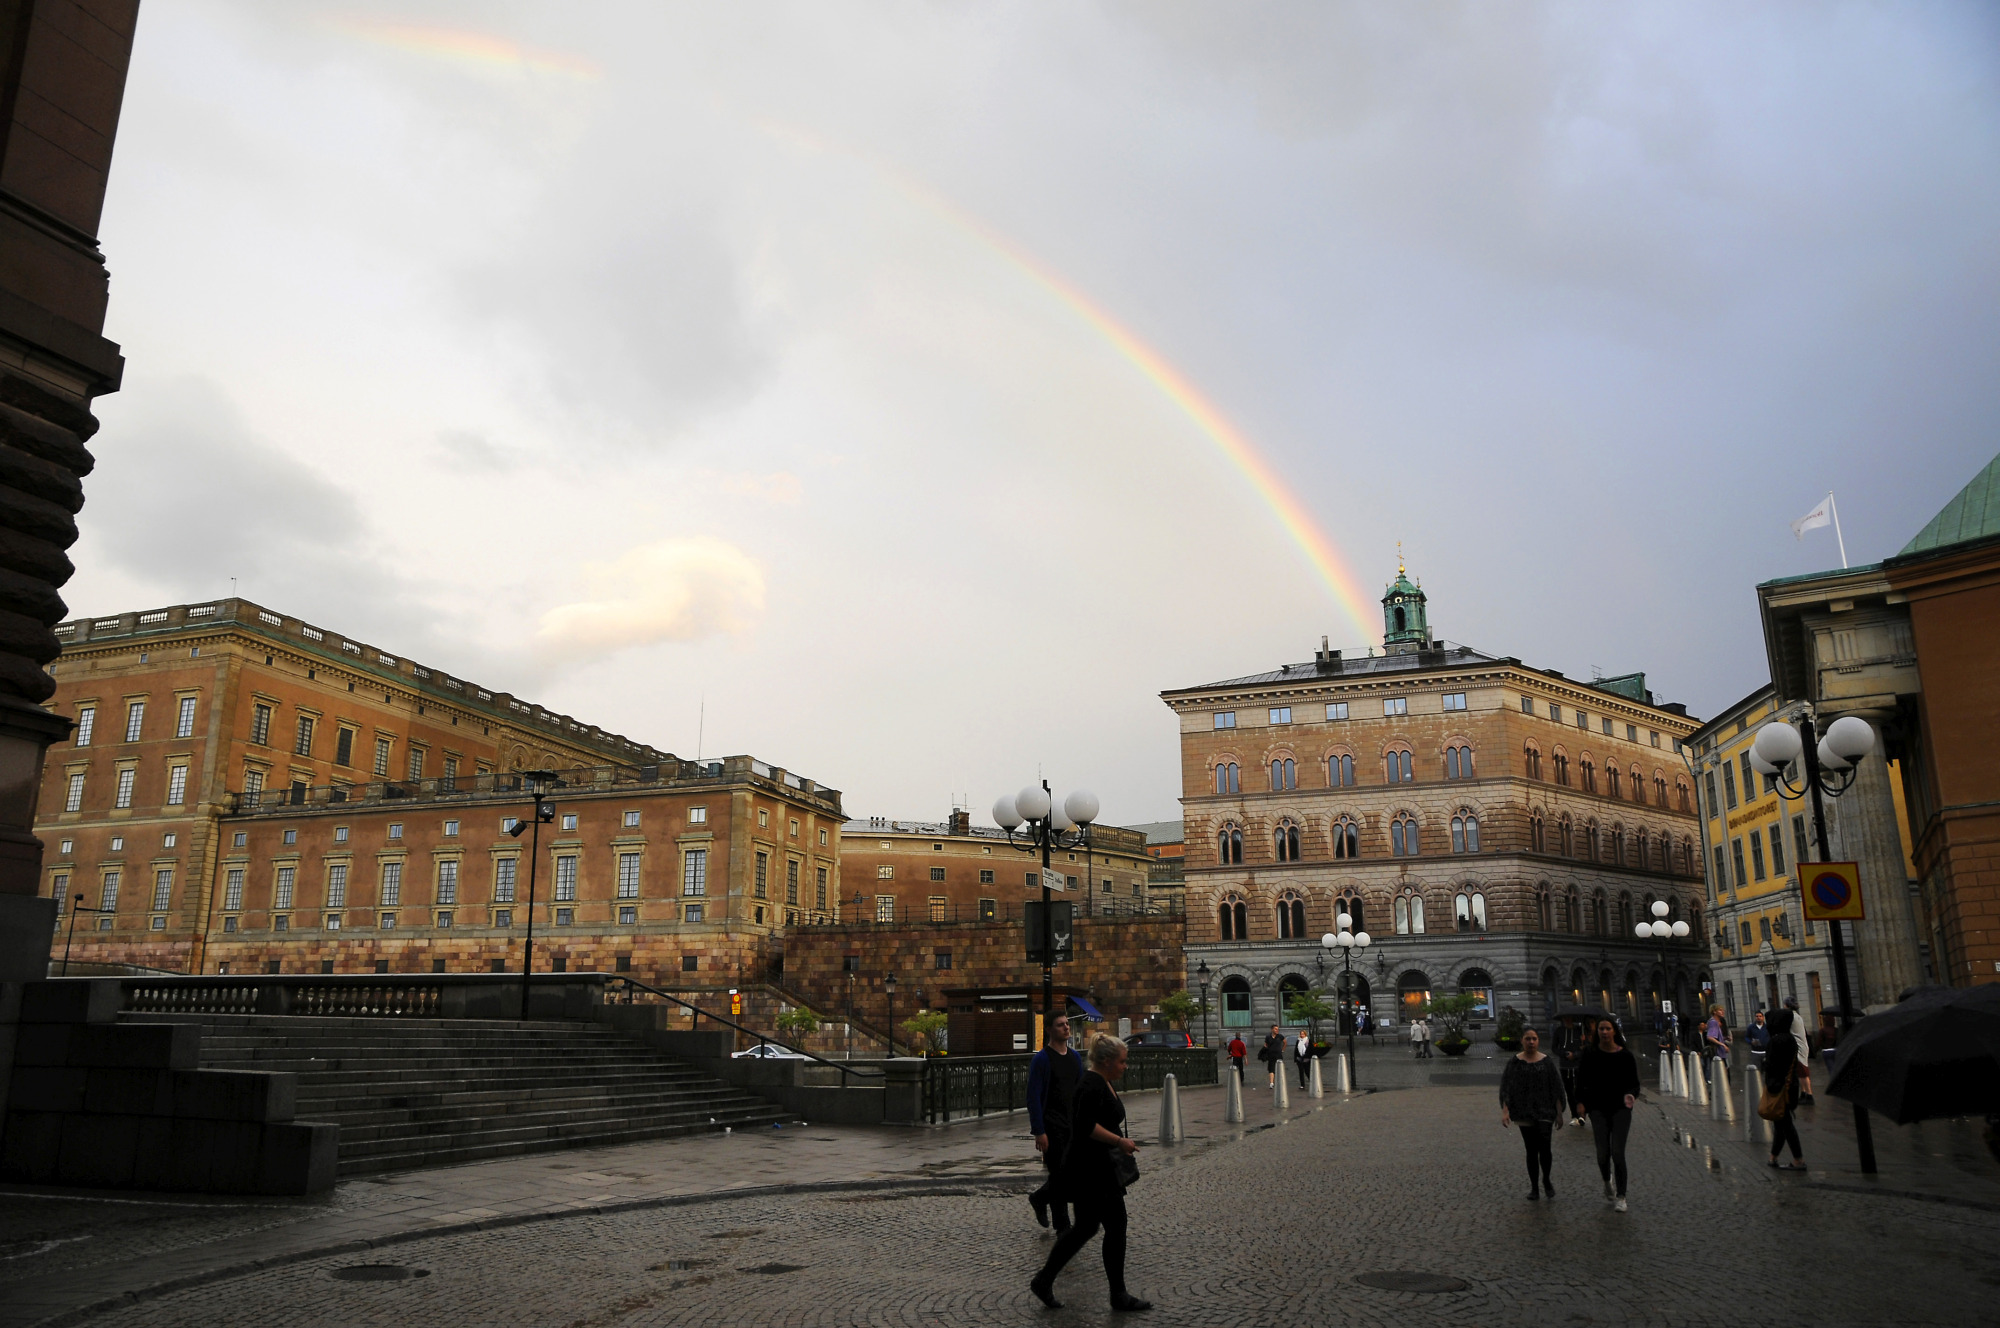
948, 809, 970, 836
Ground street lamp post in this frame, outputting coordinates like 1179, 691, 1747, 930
885, 972, 898, 1057
1320, 921, 1372, 1088
507, 771, 559, 1022
1750, 711, 1880, 1174
992, 783, 1099, 1029
1633, 900, 1690, 1060
61, 893, 112, 976
1196, 959, 1212, 1049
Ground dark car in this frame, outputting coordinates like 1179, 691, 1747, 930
1125, 1030, 1195, 1049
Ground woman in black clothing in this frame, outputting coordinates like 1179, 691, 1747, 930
1031, 1033, 1151, 1313
1762, 1006, 1807, 1171
1575, 1018, 1641, 1212
1499, 1027, 1568, 1199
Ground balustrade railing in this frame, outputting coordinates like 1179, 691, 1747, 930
920, 1047, 1217, 1124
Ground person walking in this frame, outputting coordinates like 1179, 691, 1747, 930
1258, 1025, 1285, 1087
1703, 1007, 1730, 1071
1293, 1028, 1313, 1089
1499, 1027, 1568, 1200
1029, 1033, 1151, 1313
1575, 1018, 1641, 1212
1783, 997, 1815, 1103
1026, 1013, 1085, 1235
1746, 1010, 1770, 1067
1410, 1016, 1426, 1059
1226, 1033, 1247, 1082
1764, 1005, 1808, 1171
1815, 1014, 1840, 1078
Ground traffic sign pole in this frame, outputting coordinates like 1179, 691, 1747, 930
1799, 714, 1876, 1174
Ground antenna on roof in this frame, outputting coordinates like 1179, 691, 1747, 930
696, 695, 705, 762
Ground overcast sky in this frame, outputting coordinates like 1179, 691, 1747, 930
73, 1, 2000, 827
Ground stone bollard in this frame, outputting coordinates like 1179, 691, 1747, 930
1274, 1068, 1290, 1111
1158, 1073, 1184, 1144
1680, 1052, 1696, 1099
1658, 1051, 1673, 1097
1309, 1056, 1325, 1099
1711, 1061, 1731, 1122
1224, 1067, 1245, 1123
1689, 1057, 1709, 1108
1743, 1065, 1757, 1142
1334, 1052, 1353, 1094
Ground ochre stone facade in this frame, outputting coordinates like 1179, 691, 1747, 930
836, 813, 1157, 925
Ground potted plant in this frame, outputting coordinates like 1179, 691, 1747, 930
1494, 1005, 1526, 1053
1289, 992, 1339, 1054
1428, 993, 1481, 1056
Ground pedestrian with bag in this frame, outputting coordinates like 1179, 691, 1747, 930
1575, 1018, 1640, 1212
1499, 1027, 1568, 1200
1760, 1004, 1807, 1171
1029, 1033, 1151, 1313
1026, 1013, 1084, 1235
1293, 1028, 1313, 1089
1783, 996, 1815, 1103
1703, 1006, 1730, 1070
1258, 1025, 1284, 1087
1226, 1033, 1247, 1082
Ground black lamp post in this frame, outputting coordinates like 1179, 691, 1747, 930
61, 893, 113, 975
507, 770, 559, 1021
1749, 710, 1881, 1175
884, 972, 898, 1057
1320, 919, 1372, 1089
993, 782, 1099, 1029
1196, 959, 1211, 1049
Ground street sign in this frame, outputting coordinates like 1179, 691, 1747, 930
1802, 862, 1865, 921
1024, 900, 1074, 963
1661, 1000, 1673, 1015
1042, 868, 1066, 893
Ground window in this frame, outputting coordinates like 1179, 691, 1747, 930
755, 852, 769, 898
436, 860, 459, 905
619, 905, 637, 925
1602, 718, 1613, 736
554, 908, 571, 926
978, 897, 996, 920
151, 869, 173, 911
789, 818, 799, 838
334, 728, 354, 767
334, 826, 348, 844
1441, 693, 1466, 711
1739, 753, 1756, 803
388, 823, 402, 839
1218, 896, 1247, 940
819, 828, 828, 846
1654, 775, 1668, 807
1537, 886, 1552, 930
441, 757, 457, 792
758, 809, 769, 828
1274, 821, 1300, 862
294, 715, 314, 756
1383, 698, 1407, 716
1585, 821, 1601, 861
1451, 814, 1479, 853
1520, 696, 1533, 715
373, 737, 391, 776
247, 703, 272, 746
1793, 816, 1811, 866
75, 705, 94, 745
123, 701, 145, 743
615, 852, 641, 899
688, 806, 707, 824
175, 696, 197, 738
327, 864, 348, 908
1606, 765, 1621, 798
407, 748, 424, 781
325, 913, 341, 930
224, 868, 244, 911
1213, 711, 1237, 729
683, 849, 707, 896
1677, 780, 1691, 813
1217, 824, 1243, 865
1394, 891, 1426, 935
1553, 753, 1569, 785
933, 948, 952, 971
1327, 702, 1348, 721
1580, 759, 1596, 793
554, 855, 578, 901
1529, 810, 1545, 852
1730, 839, 1747, 890
113, 768, 134, 809
1385, 750, 1412, 782
928, 866, 946, 882
1750, 832, 1767, 881
1277, 893, 1306, 938
381, 912, 397, 929
929, 896, 948, 922
233, 831, 247, 848
1577, 710, 1589, 730
1445, 745, 1473, 779
1548, 704, 1562, 723
1559, 815, 1574, 856
1455, 892, 1486, 932
624, 810, 641, 828
1390, 814, 1419, 857
274, 866, 296, 910
58, 839, 71, 856
1328, 754, 1355, 787
494, 858, 517, 903
875, 895, 896, 923
381, 862, 402, 906
1713, 846, 1728, 892
978, 869, 995, 884
65, 771, 85, 812
817, 867, 828, 911
1524, 746, 1543, 780
1213, 762, 1240, 794
1332, 817, 1359, 859
1271, 758, 1296, 790
273, 915, 289, 932
786, 859, 799, 904
99, 870, 119, 911
561, 814, 578, 832
1269, 707, 1292, 725
1722, 761, 1738, 809
441, 819, 459, 837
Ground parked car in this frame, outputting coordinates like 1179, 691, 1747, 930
731, 1043, 811, 1059
1125, 1030, 1195, 1050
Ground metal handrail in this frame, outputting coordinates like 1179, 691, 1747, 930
601, 975, 885, 1084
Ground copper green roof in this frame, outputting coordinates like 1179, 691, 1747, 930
1901, 452, 2000, 556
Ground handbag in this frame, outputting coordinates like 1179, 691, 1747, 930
1108, 1144, 1140, 1190
1757, 1065, 1794, 1121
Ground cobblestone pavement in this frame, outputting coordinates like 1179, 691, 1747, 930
58, 1086, 2000, 1328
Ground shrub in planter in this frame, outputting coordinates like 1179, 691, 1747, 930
1495, 1005, 1527, 1052
1435, 1036, 1473, 1056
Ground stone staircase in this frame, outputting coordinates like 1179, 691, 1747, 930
120, 1013, 795, 1177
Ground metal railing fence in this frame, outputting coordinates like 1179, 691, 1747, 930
920, 1047, 1218, 1124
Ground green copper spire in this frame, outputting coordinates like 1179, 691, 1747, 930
1382, 547, 1431, 653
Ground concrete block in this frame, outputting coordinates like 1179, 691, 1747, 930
11, 1021, 73, 1066
130, 1116, 177, 1190
171, 1070, 295, 1123
0, 980, 21, 1022
7, 1066, 89, 1112
57, 1113, 139, 1188
0, 1110, 64, 1182
256, 1121, 338, 1195
0, 896, 56, 982
169, 1118, 263, 1193
20, 979, 122, 1025
69, 1021, 199, 1069
85, 1067, 174, 1116
642, 1029, 736, 1060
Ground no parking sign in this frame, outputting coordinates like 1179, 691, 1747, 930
1801, 862, 1865, 921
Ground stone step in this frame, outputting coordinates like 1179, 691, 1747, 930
333, 1111, 793, 1177
296, 1081, 761, 1118
322, 1095, 778, 1148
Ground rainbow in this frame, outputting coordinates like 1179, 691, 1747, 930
764, 123, 1380, 644
326, 18, 601, 81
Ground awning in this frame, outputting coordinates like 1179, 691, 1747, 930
1068, 995, 1105, 1021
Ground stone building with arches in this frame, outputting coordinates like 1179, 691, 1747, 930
1167, 565, 1710, 1037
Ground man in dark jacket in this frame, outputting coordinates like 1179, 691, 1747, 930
1027, 1013, 1084, 1234
1259, 1026, 1286, 1087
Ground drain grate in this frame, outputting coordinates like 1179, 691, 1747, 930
740, 1263, 807, 1276
1355, 1271, 1466, 1293
703, 1229, 766, 1240
330, 1265, 430, 1283
652, 1259, 715, 1272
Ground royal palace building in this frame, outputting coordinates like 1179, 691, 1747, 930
1166, 566, 1709, 1037
837, 811, 1160, 925
34, 599, 842, 982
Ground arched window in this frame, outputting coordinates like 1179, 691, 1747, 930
1454, 892, 1486, 932
1581, 759, 1597, 794
1654, 774, 1668, 807
1558, 815, 1574, 857
1337, 894, 1366, 934
1566, 885, 1582, 934
1279, 973, 1312, 1026
1618, 891, 1633, 935
1606, 764, 1621, 798
1271, 758, 1296, 791
1390, 813, 1419, 857
1611, 825, 1626, 866
1593, 888, 1608, 936
1446, 744, 1474, 779
1221, 975, 1252, 1028
1555, 887, 1571, 932
1585, 820, 1601, 861
1676, 781, 1691, 812
1395, 890, 1426, 935
1451, 814, 1480, 854
1332, 817, 1359, 859
1529, 809, 1545, 853
1277, 892, 1306, 939
1385, 749, 1413, 783
1688, 899, 1702, 935
1537, 884, 1553, 931
1681, 838, 1696, 874
1217, 824, 1243, 865
1634, 827, 1649, 869
1274, 820, 1300, 862
1524, 745, 1543, 780
1214, 762, 1240, 795
1630, 766, 1644, 802
1218, 895, 1247, 940
1328, 754, 1355, 788
1553, 753, 1570, 786
1460, 967, 1494, 1019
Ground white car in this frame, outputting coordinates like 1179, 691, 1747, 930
731, 1043, 811, 1059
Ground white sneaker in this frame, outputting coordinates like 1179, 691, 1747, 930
1603, 1180, 1614, 1201
1614, 1197, 1628, 1213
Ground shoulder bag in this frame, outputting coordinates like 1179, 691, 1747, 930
1757, 1064, 1794, 1121
1108, 1143, 1140, 1189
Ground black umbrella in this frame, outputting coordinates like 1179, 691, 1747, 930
1826, 984, 2000, 1124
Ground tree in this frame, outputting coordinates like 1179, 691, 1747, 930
902, 1009, 950, 1056
1157, 990, 1202, 1030
1289, 992, 1339, 1042
775, 1008, 820, 1042
1428, 992, 1482, 1046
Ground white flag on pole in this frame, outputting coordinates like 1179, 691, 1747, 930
1791, 495, 1833, 539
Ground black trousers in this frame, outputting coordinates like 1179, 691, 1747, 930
1295, 1057, 1311, 1087
1029, 1127, 1072, 1227
1518, 1121, 1554, 1188
1591, 1107, 1632, 1195
1770, 1110, 1803, 1161
1037, 1192, 1128, 1298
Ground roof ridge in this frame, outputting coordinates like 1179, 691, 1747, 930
1901, 451, 2000, 556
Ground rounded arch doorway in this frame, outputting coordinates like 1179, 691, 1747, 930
1278, 973, 1312, 1028
1335, 971, 1373, 1034
1398, 970, 1432, 1024
1219, 975, 1253, 1031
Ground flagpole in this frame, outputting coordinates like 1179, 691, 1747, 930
1828, 491, 1848, 568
